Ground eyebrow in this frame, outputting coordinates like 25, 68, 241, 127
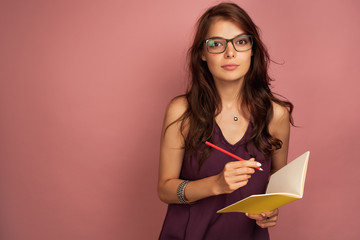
207, 33, 248, 40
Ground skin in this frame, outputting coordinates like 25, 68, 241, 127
157, 18, 290, 229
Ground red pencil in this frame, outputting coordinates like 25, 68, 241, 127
205, 141, 263, 171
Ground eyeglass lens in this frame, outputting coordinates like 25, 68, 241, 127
207, 35, 252, 53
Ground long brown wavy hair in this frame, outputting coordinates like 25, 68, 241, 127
168, 2, 293, 166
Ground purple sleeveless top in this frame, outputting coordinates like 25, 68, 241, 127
159, 123, 271, 240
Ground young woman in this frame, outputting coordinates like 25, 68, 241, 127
158, 3, 293, 239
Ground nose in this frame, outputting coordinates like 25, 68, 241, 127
224, 41, 236, 58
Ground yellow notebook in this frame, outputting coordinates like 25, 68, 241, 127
217, 151, 310, 214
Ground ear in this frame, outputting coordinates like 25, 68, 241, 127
201, 53, 207, 61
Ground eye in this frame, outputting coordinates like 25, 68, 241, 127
235, 38, 248, 45
233, 36, 252, 51
207, 39, 224, 48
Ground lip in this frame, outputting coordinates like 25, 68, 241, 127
221, 64, 239, 70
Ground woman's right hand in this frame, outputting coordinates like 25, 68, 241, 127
215, 158, 261, 194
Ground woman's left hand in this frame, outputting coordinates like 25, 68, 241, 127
245, 209, 279, 228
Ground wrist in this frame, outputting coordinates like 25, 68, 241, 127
211, 174, 223, 196
177, 180, 190, 204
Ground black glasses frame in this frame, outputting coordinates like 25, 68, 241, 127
204, 34, 253, 54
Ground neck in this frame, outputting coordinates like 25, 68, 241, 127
214, 78, 244, 110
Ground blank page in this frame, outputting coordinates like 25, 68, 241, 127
265, 151, 310, 196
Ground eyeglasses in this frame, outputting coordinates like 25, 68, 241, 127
204, 34, 253, 54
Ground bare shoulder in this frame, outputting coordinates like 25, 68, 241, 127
269, 101, 290, 137
162, 95, 189, 145
271, 101, 290, 123
165, 96, 188, 123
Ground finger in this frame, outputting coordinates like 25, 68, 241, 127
245, 213, 264, 221
263, 209, 279, 218
223, 175, 251, 186
223, 169, 253, 180
225, 165, 258, 176
255, 211, 278, 228
224, 164, 254, 173
224, 180, 250, 192
256, 219, 277, 228
224, 165, 255, 177
235, 167, 255, 175
260, 215, 277, 223
233, 175, 252, 184
229, 173, 252, 181
226, 168, 254, 178
229, 159, 262, 170
246, 212, 278, 221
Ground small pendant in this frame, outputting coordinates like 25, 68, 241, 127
234, 116, 238, 121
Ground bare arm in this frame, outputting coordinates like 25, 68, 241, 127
268, 102, 291, 174
157, 97, 260, 204
247, 102, 291, 228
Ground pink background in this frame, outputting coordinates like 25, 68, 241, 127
0, 0, 359, 239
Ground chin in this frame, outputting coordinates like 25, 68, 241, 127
219, 75, 245, 82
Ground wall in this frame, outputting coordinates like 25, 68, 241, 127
0, 0, 359, 239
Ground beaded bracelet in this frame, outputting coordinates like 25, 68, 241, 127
177, 180, 190, 204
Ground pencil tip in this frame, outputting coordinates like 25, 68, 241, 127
259, 168, 263, 171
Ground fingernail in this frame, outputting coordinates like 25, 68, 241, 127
261, 213, 266, 218
245, 213, 248, 216
256, 162, 262, 167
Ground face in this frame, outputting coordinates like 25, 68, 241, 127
201, 18, 252, 83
